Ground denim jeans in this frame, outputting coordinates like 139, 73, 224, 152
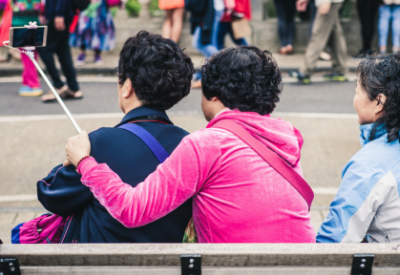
273, 0, 297, 47
379, 4, 400, 48
192, 9, 224, 58
216, 22, 248, 50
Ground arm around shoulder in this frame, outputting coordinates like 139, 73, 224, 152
79, 129, 221, 228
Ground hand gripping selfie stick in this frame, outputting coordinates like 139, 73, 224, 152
3, 22, 82, 133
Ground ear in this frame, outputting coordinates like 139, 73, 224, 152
375, 94, 387, 115
211, 96, 220, 102
122, 78, 135, 99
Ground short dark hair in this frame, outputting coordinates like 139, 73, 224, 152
357, 52, 400, 142
201, 46, 282, 115
117, 31, 194, 110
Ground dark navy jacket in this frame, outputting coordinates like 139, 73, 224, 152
37, 107, 192, 243
44, 0, 74, 20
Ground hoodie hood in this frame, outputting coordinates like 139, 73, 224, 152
207, 109, 303, 166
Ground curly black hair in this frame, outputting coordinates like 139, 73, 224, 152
357, 52, 400, 143
117, 31, 194, 110
201, 46, 282, 115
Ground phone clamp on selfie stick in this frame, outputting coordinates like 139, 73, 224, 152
3, 22, 82, 133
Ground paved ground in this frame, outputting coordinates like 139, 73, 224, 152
0, 76, 357, 115
0, 77, 361, 243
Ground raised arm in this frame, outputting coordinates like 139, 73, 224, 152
70, 130, 221, 228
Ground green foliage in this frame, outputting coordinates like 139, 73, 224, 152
149, 0, 163, 17
264, 0, 276, 19
340, 0, 353, 19
126, 0, 141, 17
110, 7, 118, 17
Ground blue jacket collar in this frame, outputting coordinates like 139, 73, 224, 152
359, 123, 387, 146
115, 106, 171, 127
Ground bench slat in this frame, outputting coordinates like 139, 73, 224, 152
1, 244, 399, 267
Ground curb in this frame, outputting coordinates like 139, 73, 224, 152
0, 66, 358, 77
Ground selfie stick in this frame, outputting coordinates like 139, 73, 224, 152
3, 22, 82, 133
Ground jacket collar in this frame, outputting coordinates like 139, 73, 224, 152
359, 123, 387, 146
115, 106, 171, 128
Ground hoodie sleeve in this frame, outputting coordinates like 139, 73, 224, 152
78, 130, 221, 228
316, 158, 390, 243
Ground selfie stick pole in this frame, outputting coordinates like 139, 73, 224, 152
3, 21, 82, 134
23, 49, 82, 133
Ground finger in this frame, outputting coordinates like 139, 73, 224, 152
63, 159, 71, 167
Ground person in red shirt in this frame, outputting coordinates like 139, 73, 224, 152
217, 0, 251, 50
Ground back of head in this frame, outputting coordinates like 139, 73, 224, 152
357, 52, 400, 142
201, 46, 282, 115
117, 31, 194, 110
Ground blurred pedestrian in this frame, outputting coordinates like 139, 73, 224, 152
305, 0, 331, 61
355, 0, 381, 56
217, 0, 250, 50
160, 0, 184, 42
0, 0, 22, 63
37, 0, 82, 102
290, 0, 348, 84
12, 0, 43, 96
186, 0, 222, 88
70, 0, 116, 66
273, 0, 296, 54
379, 0, 400, 54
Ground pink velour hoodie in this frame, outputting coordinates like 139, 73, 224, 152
78, 110, 316, 243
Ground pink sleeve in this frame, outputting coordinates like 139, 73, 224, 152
79, 130, 221, 228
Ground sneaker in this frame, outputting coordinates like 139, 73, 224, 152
18, 86, 43, 97
352, 49, 374, 59
323, 72, 348, 82
94, 55, 104, 65
288, 70, 311, 84
76, 53, 86, 66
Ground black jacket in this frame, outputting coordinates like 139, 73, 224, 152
185, 0, 215, 45
37, 106, 192, 243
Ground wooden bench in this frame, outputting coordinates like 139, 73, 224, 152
1, 243, 399, 274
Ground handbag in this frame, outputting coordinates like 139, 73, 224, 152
231, 18, 251, 40
0, 0, 8, 10
183, 119, 314, 243
12, 214, 67, 244
106, 0, 120, 8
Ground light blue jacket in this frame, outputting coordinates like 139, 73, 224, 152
317, 123, 400, 243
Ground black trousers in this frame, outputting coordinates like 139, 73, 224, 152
273, 0, 297, 47
37, 17, 80, 92
357, 0, 382, 51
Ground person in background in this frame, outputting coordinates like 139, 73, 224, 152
12, 0, 43, 96
37, 31, 194, 243
378, 0, 400, 54
159, 0, 184, 42
290, 0, 348, 84
64, 46, 316, 244
186, 0, 223, 88
217, 0, 250, 50
355, 0, 381, 56
0, 0, 23, 63
302, 0, 331, 61
317, 53, 400, 243
71, 0, 116, 66
37, 0, 82, 102
273, 0, 297, 55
